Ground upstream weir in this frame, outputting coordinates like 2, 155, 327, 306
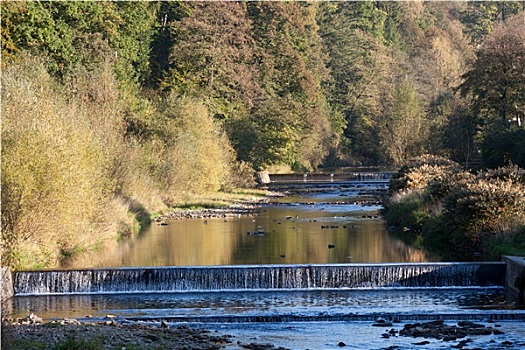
13, 262, 506, 295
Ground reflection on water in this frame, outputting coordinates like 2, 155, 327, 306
69, 185, 435, 268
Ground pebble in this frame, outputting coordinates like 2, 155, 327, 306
4, 317, 240, 350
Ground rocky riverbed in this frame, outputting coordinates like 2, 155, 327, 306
1, 314, 288, 350
156, 191, 284, 221
374, 318, 525, 349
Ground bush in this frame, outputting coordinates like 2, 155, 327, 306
1, 55, 258, 269
441, 176, 525, 256
382, 192, 427, 233
389, 154, 460, 194
1, 56, 120, 268
488, 226, 525, 258
144, 94, 236, 203
384, 157, 525, 260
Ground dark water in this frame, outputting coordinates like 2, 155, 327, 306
69, 180, 435, 268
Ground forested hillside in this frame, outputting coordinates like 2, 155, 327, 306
2, 1, 524, 268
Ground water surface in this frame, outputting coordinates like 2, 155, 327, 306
69, 181, 434, 268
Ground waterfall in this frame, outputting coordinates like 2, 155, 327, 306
13, 263, 505, 295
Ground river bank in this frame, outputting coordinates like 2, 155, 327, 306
1, 315, 287, 350
156, 189, 284, 221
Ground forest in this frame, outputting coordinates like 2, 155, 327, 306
2, 1, 524, 268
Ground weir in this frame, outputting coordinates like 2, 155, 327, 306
268, 171, 394, 183
13, 262, 505, 295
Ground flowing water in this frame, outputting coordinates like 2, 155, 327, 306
7, 175, 525, 349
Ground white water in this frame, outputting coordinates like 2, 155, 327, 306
13, 263, 505, 295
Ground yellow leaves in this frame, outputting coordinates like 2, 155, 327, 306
1, 56, 116, 269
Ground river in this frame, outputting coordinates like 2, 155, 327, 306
8, 175, 525, 349
67, 176, 435, 268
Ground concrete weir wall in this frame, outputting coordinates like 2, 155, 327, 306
1, 267, 14, 316
1, 267, 14, 302
502, 256, 525, 303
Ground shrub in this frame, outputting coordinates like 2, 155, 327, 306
146, 94, 235, 203
382, 192, 427, 232
1, 56, 119, 268
389, 154, 460, 194
1, 54, 257, 269
385, 156, 525, 260
440, 177, 525, 257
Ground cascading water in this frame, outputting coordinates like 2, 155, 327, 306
8, 171, 525, 349
13, 262, 505, 295
268, 171, 394, 183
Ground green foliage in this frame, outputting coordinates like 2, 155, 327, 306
318, 1, 393, 165
381, 79, 427, 165
459, 1, 524, 44
481, 128, 525, 168
382, 192, 427, 233
460, 12, 525, 126
488, 227, 525, 258
54, 337, 101, 350
388, 154, 461, 194
441, 176, 525, 256
148, 94, 235, 199
6, 339, 46, 350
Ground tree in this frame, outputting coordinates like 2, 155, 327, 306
237, 1, 335, 170
460, 12, 525, 167
165, 1, 260, 119
460, 1, 524, 45
380, 79, 427, 165
318, 1, 391, 164
461, 12, 525, 128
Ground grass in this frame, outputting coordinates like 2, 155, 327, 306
54, 337, 102, 350
8, 339, 47, 350
170, 188, 271, 211
488, 228, 525, 258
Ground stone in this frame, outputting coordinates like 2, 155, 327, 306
257, 171, 270, 185
337, 342, 346, 347
427, 319, 444, 326
413, 341, 430, 345
373, 321, 393, 327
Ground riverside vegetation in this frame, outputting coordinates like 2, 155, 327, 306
383, 155, 525, 260
2, 2, 524, 269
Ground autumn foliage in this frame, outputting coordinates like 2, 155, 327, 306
384, 156, 525, 260
1, 2, 524, 268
